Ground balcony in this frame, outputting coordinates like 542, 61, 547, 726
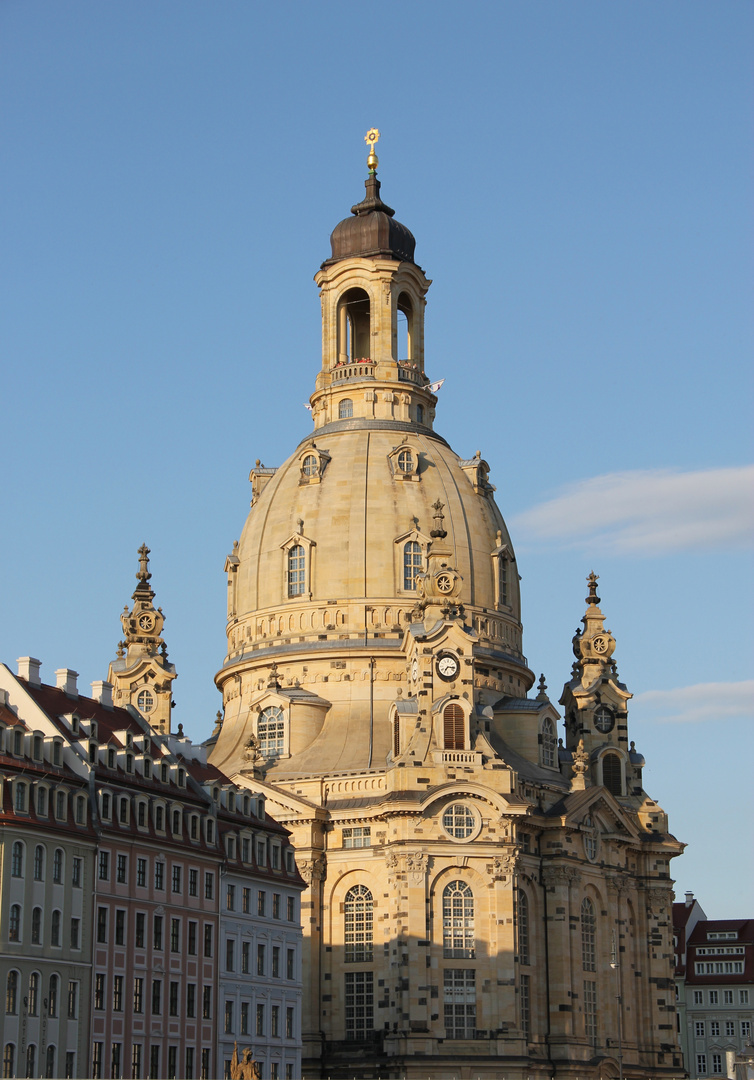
332, 360, 375, 383
397, 363, 423, 385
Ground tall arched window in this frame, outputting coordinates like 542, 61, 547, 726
403, 541, 422, 590
541, 718, 556, 768
582, 898, 596, 971
45, 1045, 55, 1080
498, 556, 508, 606
25, 1044, 35, 1079
443, 880, 475, 958
287, 545, 306, 597
443, 704, 465, 750
48, 975, 58, 1017
344, 885, 373, 963
31, 907, 42, 945
602, 752, 622, 796
3, 1044, 15, 1080
518, 891, 530, 965
5, 972, 17, 1014
15, 782, 27, 811
258, 707, 286, 758
34, 845, 45, 881
11, 841, 24, 877
392, 714, 400, 757
53, 848, 63, 883
8, 906, 21, 942
28, 973, 39, 1015
51, 910, 61, 947
338, 398, 353, 419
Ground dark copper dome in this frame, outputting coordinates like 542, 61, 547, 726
324, 176, 416, 265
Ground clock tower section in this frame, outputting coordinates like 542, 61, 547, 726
107, 544, 176, 733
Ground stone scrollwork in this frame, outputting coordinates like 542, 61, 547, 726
490, 847, 519, 881
299, 853, 326, 885
541, 864, 581, 889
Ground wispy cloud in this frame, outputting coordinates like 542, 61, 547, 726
511, 466, 754, 555
633, 681, 754, 724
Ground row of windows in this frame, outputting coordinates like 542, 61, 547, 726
695, 961, 745, 975
94, 975, 214, 1019
225, 940, 297, 979
695, 1050, 754, 1076
96, 910, 215, 955
5, 780, 87, 823
99, 852, 217, 894
693, 989, 750, 1005
91, 1043, 212, 1080
10, 841, 83, 885
695, 1019, 751, 1038
225, 885, 297, 920
5, 972, 76, 1018
7, 904, 82, 948
0, 727, 65, 765
223, 1001, 296, 1039
2, 1043, 75, 1080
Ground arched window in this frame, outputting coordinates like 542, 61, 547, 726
48, 975, 58, 1017
258, 706, 286, 757
602, 752, 622, 796
443, 880, 474, 958
287, 545, 306, 597
8, 905, 21, 942
498, 556, 508, 606
392, 713, 400, 758
28, 973, 39, 1015
5, 972, 18, 1014
15, 782, 26, 811
397, 292, 413, 360
3, 1044, 15, 1080
397, 449, 414, 473
31, 907, 42, 945
155, 806, 164, 831
344, 885, 373, 963
34, 845, 45, 881
53, 848, 63, 883
119, 797, 129, 823
45, 1045, 55, 1079
518, 891, 530, 965
443, 704, 465, 750
76, 795, 86, 824
337, 287, 370, 361
25, 1044, 35, 1079
403, 541, 422, 590
416, 403, 424, 425
541, 718, 556, 768
36, 787, 47, 816
51, 910, 61, 947
11, 841, 24, 877
302, 454, 318, 477
338, 398, 353, 419
583, 816, 598, 861
582, 898, 596, 971
55, 791, 66, 820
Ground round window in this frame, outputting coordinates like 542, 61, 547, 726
136, 689, 154, 714
302, 454, 318, 477
442, 802, 478, 841
397, 450, 414, 473
594, 706, 614, 734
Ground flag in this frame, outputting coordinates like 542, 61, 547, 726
428, 378, 445, 393
303, 403, 313, 411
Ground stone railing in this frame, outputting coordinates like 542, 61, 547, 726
332, 361, 375, 382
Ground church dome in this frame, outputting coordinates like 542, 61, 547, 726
325, 175, 416, 265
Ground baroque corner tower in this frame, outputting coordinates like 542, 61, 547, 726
107, 543, 176, 733
209, 135, 684, 1080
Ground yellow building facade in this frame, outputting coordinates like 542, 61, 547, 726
208, 147, 684, 1080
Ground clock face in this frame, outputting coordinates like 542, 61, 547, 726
436, 653, 460, 681
138, 613, 155, 632
594, 706, 614, 733
592, 635, 608, 654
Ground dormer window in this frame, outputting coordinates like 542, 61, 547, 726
126, 732, 133, 747
33, 735, 43, 761
71, 715, 79, 734
90, 721, 98, 739
101, 793, 111, 820
52, 740, 62, 767
107, 747, 116, 769
258, 707, 286, 758
155, 805, 165, 831
15, 781, 28, 812
126, 754, 134, 774
206, 819, 215, 844
228, 792, 235, 813
89, 742, 98, 764
303, 454, 317, 477
143, 758, 152, 780
388, 444, 420, 482
13, 729, 23, 756
540, 718, 557, 768
75, 795, 86, 825
287, 546, 306, 596
177, 768, 185, 787
161, 763, 168, 783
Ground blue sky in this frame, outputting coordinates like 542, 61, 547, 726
1, 1, 751, 918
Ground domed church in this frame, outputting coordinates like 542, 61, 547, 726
208, 134, 684, 1080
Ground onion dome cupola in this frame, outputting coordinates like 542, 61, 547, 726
311, 129, 434, 433
107, 544, 176, 733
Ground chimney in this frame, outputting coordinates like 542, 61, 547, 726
17, 657, 42, 686
91, 681, 114, 709
685, 891, 694, 907
55, 668, 79, 697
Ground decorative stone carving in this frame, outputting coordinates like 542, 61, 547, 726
299, 854, 326, 885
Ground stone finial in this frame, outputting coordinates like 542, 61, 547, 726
116, 641, 125, 659
570, 738, 590, 791
586, 571, 600, 606
177, 723, 184, 737
267, 663, 281, 690
536, 673, 549, 701
296, 518, 304, 536
430, 499, 447, 539
137, 543, 151, 584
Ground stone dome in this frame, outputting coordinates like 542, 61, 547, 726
325, 175, 416, 265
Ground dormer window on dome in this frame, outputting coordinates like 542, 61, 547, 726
388, 443, 420, 482
299, 447, 330, 486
